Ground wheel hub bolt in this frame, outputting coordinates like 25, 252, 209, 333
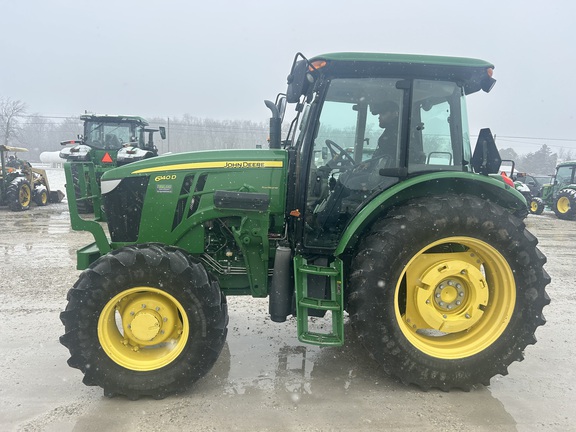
434, 278, 466, 311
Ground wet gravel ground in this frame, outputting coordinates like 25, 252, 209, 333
1, 167, 574, 431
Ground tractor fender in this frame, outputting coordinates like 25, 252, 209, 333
334, 171, 527, 256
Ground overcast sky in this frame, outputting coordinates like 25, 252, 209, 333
1, 0, 575, 154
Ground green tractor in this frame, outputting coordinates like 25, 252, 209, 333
60, 52, 550, 399
0, 145, 64, 211
59, 113, 165, 214
530, 160, 576, 219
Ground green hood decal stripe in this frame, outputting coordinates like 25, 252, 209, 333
132, 160, 284, 174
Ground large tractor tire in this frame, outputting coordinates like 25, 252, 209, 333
7, 177, 32, 211
60, 244, 228, 399
553, 188, 576, 220
529, 196, 545, 215
71, 164, 94, 214
348, 194, 550, 391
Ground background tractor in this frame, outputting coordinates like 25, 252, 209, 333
0, 145, 63, 211
531, 160, 576, 218
515, 172, 550, 197
60, 113, 165, 214
496, 159, 531, 213
60, 52, 550, 399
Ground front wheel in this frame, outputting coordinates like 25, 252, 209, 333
553, 188, 576, 220
34, 185, 48, 206
529, 196, 545, 215
348, 194, 550, 390
60, 244, 228, 399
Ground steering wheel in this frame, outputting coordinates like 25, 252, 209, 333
325, 139, 355, 168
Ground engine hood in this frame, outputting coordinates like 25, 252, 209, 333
101, 148, 288, 181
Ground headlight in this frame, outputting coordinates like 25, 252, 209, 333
100, 179, 122, 194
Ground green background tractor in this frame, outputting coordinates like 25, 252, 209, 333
531, 161, 576, 219
60, 52, 550, 399
59, 114, 165, 214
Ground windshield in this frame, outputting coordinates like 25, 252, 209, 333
556, 165, 575, 188
303, 77, 469, 249
84, 121, 143, 149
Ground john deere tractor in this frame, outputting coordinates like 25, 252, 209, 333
531, 160, 576, 219
60, 113, 165, 213
60, 52, 550, 399
0, 145, 64, 211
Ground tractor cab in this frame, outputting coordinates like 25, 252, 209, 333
60, 114, 163, 166
59, 113, 165, 214
272, 53, 519, 250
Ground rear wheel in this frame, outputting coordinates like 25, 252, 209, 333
348, 194, 550, 390
529, 196, 545, 215
553, 188, 576, 220
7, 177, 31, 211
60, 244, 228, 399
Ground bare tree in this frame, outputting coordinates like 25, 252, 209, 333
498, 147, 520, 161
519, 144, 558, 175
0, 98, 27, 146
557, 147, 575, 163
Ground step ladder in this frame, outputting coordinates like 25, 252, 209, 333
293, 255, 344, 346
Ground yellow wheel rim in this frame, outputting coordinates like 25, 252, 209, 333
530, 200, 538, 212
395, 236, 516, 359
20, 184, 31, 207
40, 191, 48, 205
98, 287, 189, 371
557, 196, 570, 214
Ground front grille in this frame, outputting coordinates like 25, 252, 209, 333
103, 176, 149, 242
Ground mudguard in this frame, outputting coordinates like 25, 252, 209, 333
334, 171, 527, 256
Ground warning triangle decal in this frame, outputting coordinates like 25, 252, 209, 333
102, 152, 113, 163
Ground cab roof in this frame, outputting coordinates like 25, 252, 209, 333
80, 114, 149, 126
310, 52, 494, 68
308, 52, 495, 95
557, 160, 576, 168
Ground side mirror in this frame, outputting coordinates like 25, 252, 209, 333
481, 76, 497, 93
159, 126, 166, 140
286, 55, 313, 103
472, 128, 501, 175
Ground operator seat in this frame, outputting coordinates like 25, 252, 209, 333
105, 134, 121, 149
